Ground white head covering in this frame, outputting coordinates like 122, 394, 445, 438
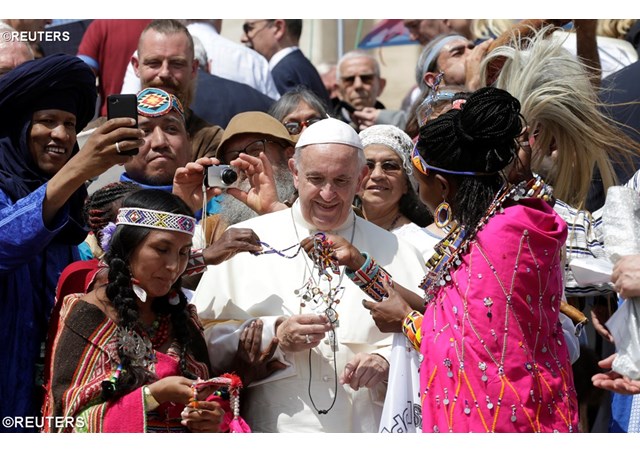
359, 125, 414, 175
295, 117, 363, 150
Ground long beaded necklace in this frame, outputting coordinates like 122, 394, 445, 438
291, 209, 357, 415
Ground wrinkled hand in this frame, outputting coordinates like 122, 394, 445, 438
147, 376, 194, 406
275, 314, 332, 353
300, 233, 364, 271
592, 354, 640, 395
173, 157, 223, 212
181, 400, 224, 432
612, 255, 640, 299
351, 107, 380, 131
227, 152, 288, 214
203, 227, 262, 265
67, 117, 144, 180
234, 319, 287, 385
340, 352, 389, 390
362, 279, 413, 333
465, 39, 493, 91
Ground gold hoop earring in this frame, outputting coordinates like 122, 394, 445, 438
434, 200, 452, 228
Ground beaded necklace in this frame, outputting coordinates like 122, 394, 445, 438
420, 176, 550, 304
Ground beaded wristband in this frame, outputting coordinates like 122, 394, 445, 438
402, 310, 423, 351
183, 248, 207, 277
346, 253, 394, 302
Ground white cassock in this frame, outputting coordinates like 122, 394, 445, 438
192, 200, 426, 432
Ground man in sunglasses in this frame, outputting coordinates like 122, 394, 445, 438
333, 50, 406, 131
241, 19, 330, 108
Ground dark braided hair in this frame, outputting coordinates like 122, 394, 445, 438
102, 189, 196, 399
417, 86, 523, 228
82, 181, 140, 244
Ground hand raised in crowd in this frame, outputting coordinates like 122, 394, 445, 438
591, 304, 615, 343
592, 353, 640, 395
362, 279, 413, 333
464, 38, 493, 92
351, 107, 380, 131
227, 152, 288, 215
181, 400, 225, 433
203, 228, 263, 265
146, 375, 195, 406
275, 313, 332, 353
173, 156, 223, 213
300, 233, 365, 271
611, 254, 640, 299
341, 352, 389, 391
68, 117, 144, 179
235, 319, 287, 385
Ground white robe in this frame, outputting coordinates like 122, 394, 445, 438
192, 200, 426, 432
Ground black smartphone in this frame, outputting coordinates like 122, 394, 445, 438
107, 94, 139, 156
339, 100, 356, 114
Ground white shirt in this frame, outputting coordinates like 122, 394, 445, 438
192, 201, 426, 432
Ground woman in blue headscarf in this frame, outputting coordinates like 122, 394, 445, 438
0, 54, 144, 431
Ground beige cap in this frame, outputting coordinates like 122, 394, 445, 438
215, 111, 296, 159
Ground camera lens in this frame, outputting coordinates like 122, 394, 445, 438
221, 168, 238, 185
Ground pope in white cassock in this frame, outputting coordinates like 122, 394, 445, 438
192, 118, 426, 432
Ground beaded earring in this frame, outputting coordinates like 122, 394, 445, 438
434, 200, 452, 228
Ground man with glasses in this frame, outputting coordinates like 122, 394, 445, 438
215, 111, 298, 226
334, 50, 406, 131
241, 19, 330, 108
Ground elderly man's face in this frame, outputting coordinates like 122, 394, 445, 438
291, 144, 367, 231
338, 56, 384, 110
220, 133, 291, 167
0, 42, 33, 77
124, 112, 190, 186
435, 37, 475, 86
133, 30, 198, 108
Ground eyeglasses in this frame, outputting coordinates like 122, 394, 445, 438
340, 73, 376, 86
242, 20, 273, 36
366, 159, 403, 174
283, 117, 323, 135
222, 138, 283, 163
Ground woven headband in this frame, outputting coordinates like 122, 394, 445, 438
137, 87, 185, 120
411, 145, 496, 177
116, 208, 196, 235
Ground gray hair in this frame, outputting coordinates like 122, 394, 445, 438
192, 35, 207, 70
336, 50, 380, 80
268, 86, 328, 121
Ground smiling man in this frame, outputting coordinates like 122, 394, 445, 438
192, 118, 425, 432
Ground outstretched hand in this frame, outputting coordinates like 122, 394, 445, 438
592, 353, 640, 395
300, 233, 365, 271
203, 227, 262, 265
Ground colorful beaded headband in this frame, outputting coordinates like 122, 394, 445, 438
137, 87, 185, 120
411, 145, 496, 177
116, 208, 196, 235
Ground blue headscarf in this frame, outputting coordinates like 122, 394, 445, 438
0, 54, 97, 243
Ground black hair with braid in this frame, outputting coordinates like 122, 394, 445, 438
82, 181, 140, 244
416, 86, 523, 228
101, 189, 196, 399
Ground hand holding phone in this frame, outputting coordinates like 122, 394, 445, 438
107, 94, 139, 156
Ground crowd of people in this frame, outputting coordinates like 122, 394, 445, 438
2, 17, 640, 434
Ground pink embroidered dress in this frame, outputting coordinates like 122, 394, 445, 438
419, 199, 579, 432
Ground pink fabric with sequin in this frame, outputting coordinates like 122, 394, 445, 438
419, 199, 579, 432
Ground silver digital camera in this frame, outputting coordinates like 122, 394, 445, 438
205, 165, 239, 188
